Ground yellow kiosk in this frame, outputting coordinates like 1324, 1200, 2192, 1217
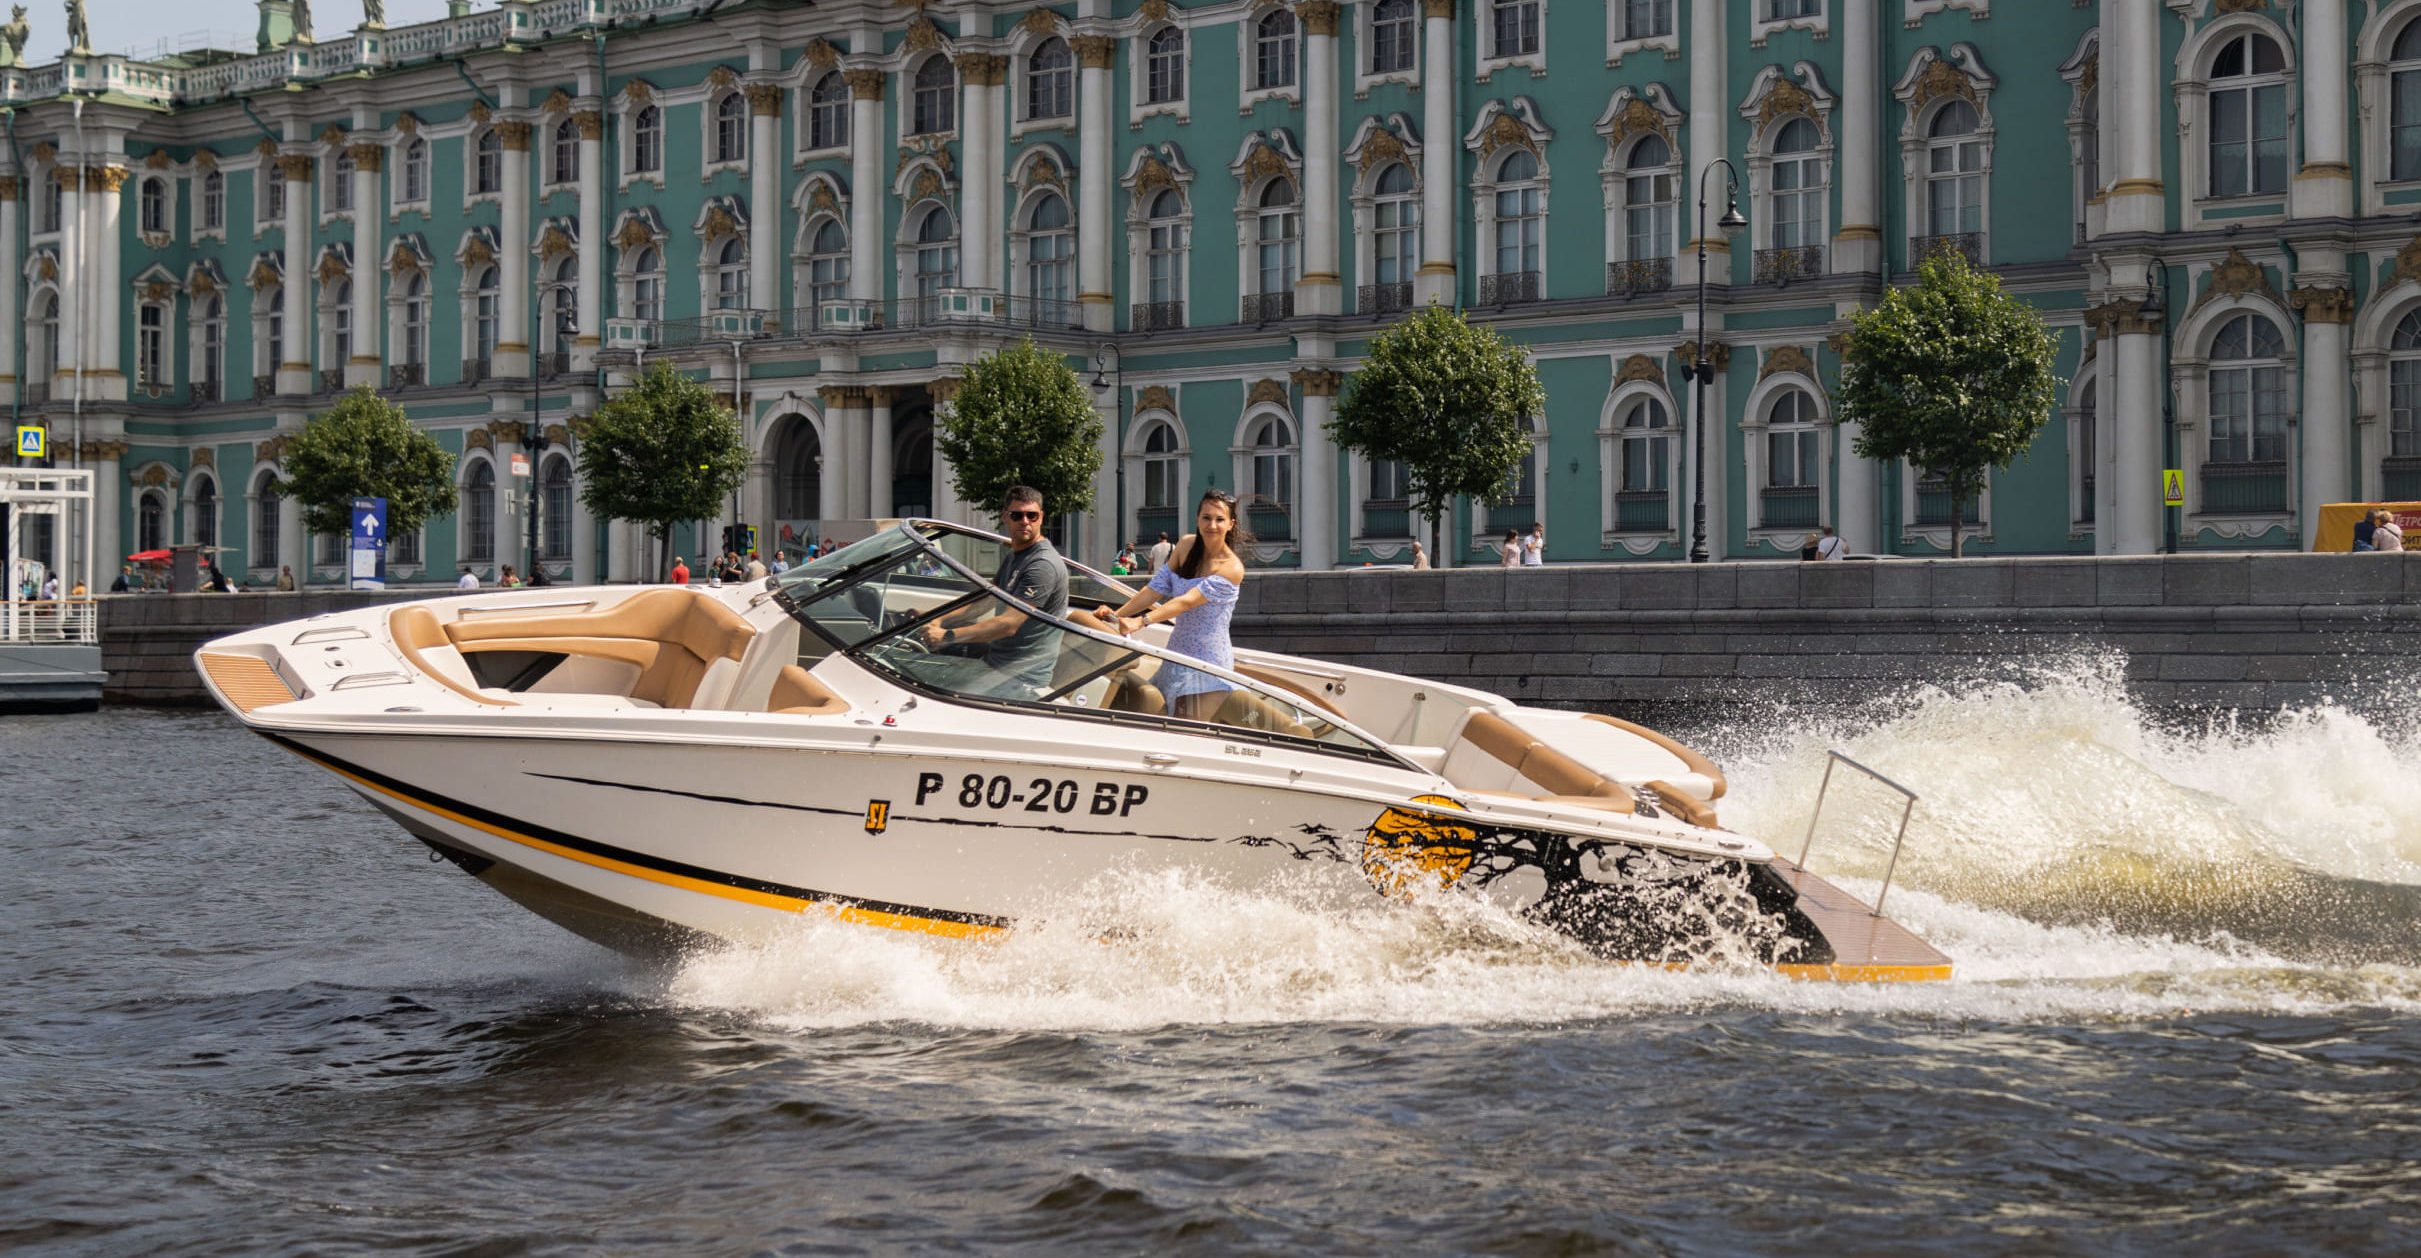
2313, 502, 2421, 551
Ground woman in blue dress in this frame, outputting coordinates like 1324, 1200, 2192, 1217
1095, 489, 1249, 722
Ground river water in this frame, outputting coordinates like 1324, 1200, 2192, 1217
8, 657, 2421, 1255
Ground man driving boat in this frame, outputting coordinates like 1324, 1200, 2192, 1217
919, 486, 1069, 696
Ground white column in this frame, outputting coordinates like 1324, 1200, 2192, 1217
2104, 0, 2165, 236
56, 168, 79, 386
1684, 0, 1728, 290
958, 54, 995, 293
931, 380, 964, 523
2111, 324, 2163, 555
848, 69, 885, 302
1076, 36, 1116, 331
1833, 0, 1881, 273
1297, 3, 1342, 316
868, 386, 895, 518
2296, 0, 2352, 219
1834, 417, 1876, 555
89, 442, 122, 590
277, 483, 305, 580
0, 177, 16, 403
496, 123, 532, 378
89, 168, 126, 397
575, 110, 605, 369
1416, 0, 1455, 306
571, 479, 596, 584
819, 387, 856, 519
2298, 289, 2353, 544
1295, 371, 1339, 569
279, 156, 313, 395
2094, 346, 2117, 555
748, 85, 781, 321
348, 144, 383, 388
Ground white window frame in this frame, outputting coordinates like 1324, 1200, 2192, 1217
1598, 381, 1680, 551
460, 454, 498, 569
1751, 0, 1827, 49
1019, 38, 1076, 131
1121, 407, 1193, 549
468, 127, 504, 203
1011, 186, 1076, 310
135, 299, 169, 392
2175, 15, 2296, 230
2359, 2, 2421, 217
463, 264, 500, 367
621, 101, 667, 189
1479, 0, 1546, 77
909, 55, 959, 139
1606, 0, 1678, 67
318, 274, 353, 378
801, 71, 852, 156
548, 117, 581, 190
191, 292, 226, 400
898, 201, 961, 303
139, 176, 169, 235
707, 91, 750, 173
250, 467, 283, 574
798, 214, 851, 318
1356, 0, 1421, 96
253, 283, 284, 380
1232, 407, 1300, 551
199, 169, 226, 238
1241, 7, 1300, 111
395, 137, 431, 212
1894, 46, 1998, 265
706, 234, 751, 310
322, 148, 354, 220
1134, 26, 1192, 124
258, 163, 284, 228
1350, 144, 1424, 310
388, 269, 431, 376
1742, 379, 1828, 547
1475, 147, 1548, 293
2199, 27, 2295, 202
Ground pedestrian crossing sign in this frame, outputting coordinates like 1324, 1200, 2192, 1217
2162, 469, 2185, 507
14, 426, 41, 458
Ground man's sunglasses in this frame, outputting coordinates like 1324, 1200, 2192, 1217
1005, 509, 1043, 521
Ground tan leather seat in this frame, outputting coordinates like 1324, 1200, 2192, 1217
767, 664, 849, 716
391, 604, 514, 706
1453, 710, 1628, 800
442, 589, 757, 709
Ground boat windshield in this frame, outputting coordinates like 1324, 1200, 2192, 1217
772, 523, 1394, 761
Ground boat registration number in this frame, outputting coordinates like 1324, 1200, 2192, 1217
916, 772, 1149, 817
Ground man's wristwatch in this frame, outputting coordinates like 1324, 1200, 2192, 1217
943, 627, 956, 645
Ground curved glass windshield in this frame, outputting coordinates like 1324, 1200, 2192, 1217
773, 522, 1393, 761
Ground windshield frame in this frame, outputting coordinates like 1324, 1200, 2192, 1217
780, 520, 1417, 770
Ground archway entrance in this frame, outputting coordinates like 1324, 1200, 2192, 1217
772, 413, 823, 560
891, 406, 934, 519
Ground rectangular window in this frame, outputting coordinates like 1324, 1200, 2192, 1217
1620, 0, 1672, 38
1768, 429, 1819, 488
1370, 1, 1416, 74
2395, 359, 2421, 456
138, 306, 164, 386
1491, 0, 1539, 57
2397, 71, 2421, 181
1625, 174, 1673, 260
264, 172, 285, 222
1768, 0, 1819, 17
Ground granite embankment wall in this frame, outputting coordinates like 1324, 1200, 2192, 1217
1228, 555, 2421, 714
103, 555, 2421, 710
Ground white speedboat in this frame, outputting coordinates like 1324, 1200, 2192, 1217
194, 520, 1948, 981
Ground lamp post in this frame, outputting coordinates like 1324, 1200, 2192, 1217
1092, 344, 1124, 561
1688, 159, 1748, 564
2138, 259, 2176, 555
527, 303, 574, 582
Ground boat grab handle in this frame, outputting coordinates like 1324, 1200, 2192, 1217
1142, 753, 1181, 767
1796, 751, 1919, 918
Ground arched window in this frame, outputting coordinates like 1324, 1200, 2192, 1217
402, 138, 429, 201
2393, 21, 2421, 181
2208, 30, 2288, 197
472, 266, 499, 362
633, 246, 664, 321
1145, 188, 1187, 321
402, 275, 428, 367
330, 279, 352, 368
913, 58, 957, 135
330, 148, 354, 212
1249, 415, 1295, 540
553, 118, 580, 184
2208, 313, 2288, 465
1370, 0, 1416, 74
715, 93, 748, 164
1028, 39, 1073, 120
474, 129, 502, 194
1493, 149, 1543, 287
201, 171, 225, 230
548, 256, 578, 355
1771, 117, 1822, 249
1142, 422, 1181, 511
1624, 135, 1675, 261
1026, 194, 1073, 304
915, 206, 959, 297
1926, 99, 1984, 237
1255, 10, 1298, 91
139, 177, 167, 233
808, 72, 849, 149
2076, 378, 2097, 525
253, 471, 281, 568
463, 461, 495, 564
540, 457, 573, 563
1764, 390, 1821, 528
1372, 162, 1420, 290
1146, 27, 1186, 104
194, 475, 219, 549
200, 296, 224, 398
1256, 177, 1300, 305
808, 219, 850, 311
2391, 310, 2421, 461
138, 492, 167, 553
634, 106, 663, 174
775, 417, 824, 520
137, 304, 165, 387
1617, 396, 1672, 532
715, 237, 749, 309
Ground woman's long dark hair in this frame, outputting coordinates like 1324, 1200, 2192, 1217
1176, 489, 1252, 579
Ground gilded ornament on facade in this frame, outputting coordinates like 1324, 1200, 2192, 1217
929, 377, 962, 404
393, 112, 418, 133
2078, 55, 2097, 98
701, 205, 737, 239
2393, 235, 2421, 286
1609, 96, 1671, 147
2288, 285, 2354, 325
2187, 246, 2275, 315
143, 150, 171, 169
1139, 0, 1173, 25
904, 17, 941, 51
257, 434, 290, 463
277, 154, 315, 183
494, 121, 532, 151
0, 176, 17, 201
807, 181, 841, 216
1615, 354, 1662, 385
464, 428, 493, 451
1244, 143, 1289, 183
538, 227, 574, 261
463, 237, 496, 266
1298, 2, 1342, 36
1020, 8, 1057, 35
35, 254, 56, 281
746, 83, 784, 116
1072, 35, 1116, 68
624, 79, 654, 104
708, 65, 738, 88
1289, 368, 1342, 396
1913, 56, 1976, 109
574, 111, 604, 140
1825, 331, 1851, 356
1137, 384, 1177, 413
141, 281, 175, 302
1422, 0, 1453, 17
347, 142, 384, 171
249, 260, 280, 291
542, 88, 573, 114
2213, 0, 2265, 13
138, 463, 170, 487
1026, 155, 1061, 189
469, 100, 492, 123
1136, 156, 1176, 193
195, 149, 217, 170
316, 253, 349, 283
318, 125, 345, 146
806, 37, 840, 68
1756, 77, 1814, 130
1759, 345, 1814, 381
190, 447, 215, 469
614, 216, 658, 252
388, 246, 424, 277
1247, 379, 1290, 407
1485, 112, 1536, 154
911, 168, 944, 203
30, 141, 54, 162
86, 166, 127, 192
486, 419, 527, 446
845, 68, 887, 100
1672, 341, 1731, 372
1357, 126, 1406, 175
188, 273, 217, 295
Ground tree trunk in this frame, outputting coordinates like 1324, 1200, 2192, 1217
1949, 494, 1963, 559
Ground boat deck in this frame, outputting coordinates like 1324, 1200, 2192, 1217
1769, 856, 1953, 982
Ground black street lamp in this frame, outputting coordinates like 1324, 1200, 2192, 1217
2138, 259, 2176, 555
1689, 159, 1748, 564
1092, 345, 1124, 561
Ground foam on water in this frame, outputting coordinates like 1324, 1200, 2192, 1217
668, 655, 2421, 1029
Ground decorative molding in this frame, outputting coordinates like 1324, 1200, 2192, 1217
805, 37, 841, 69
1760, 345, 1815, 380
2288, 285, 2354, 325
928, 376, 963, 404
485, 419, 528, 446
142, 150, 172, 170
468, 100, 493, 124
1138, 384, 1178, 413
1247, 378, 1291, 407
844, 68, 887, 100
346, 143, 384, 172
542, 88, 574, 114
904, 16, 943, 52
393, 112, 419, 134
191, 447, 216, 469
494, 121, 533, 151
84, 166, 127, 192
1020, 8, 1059, 35
623, 79, 655, 104
276, 154, 315, 183
464, 428, 493, 451
1422, 0, 1453, 16
746, 83, 784, 116
256, 434, 291, 463
574, 111, 604, 141
1071, 35, 1117, 68
1298, 1, 1342, 36
2188, 247, 2278, 316
1138, 0, 1174, 23
318, 124, 346, 147
2083, 298, 2159, 337
707, 65, 739, 89
1289, 368, 1342, 397
1672, 341, 1732, 372
1616, 354, 1664, 386
2395, 236, 2421, 287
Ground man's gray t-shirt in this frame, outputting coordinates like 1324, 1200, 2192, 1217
986, 537, 1068, 692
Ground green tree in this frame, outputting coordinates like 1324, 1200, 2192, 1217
576, 362, 749, 577
1835, 252, 2062, 557
934, 337, 1105, 518
274, 384, 459, 541
1327, 303, 1546, 559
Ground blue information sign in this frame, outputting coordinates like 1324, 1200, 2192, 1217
350, 497, 388, 590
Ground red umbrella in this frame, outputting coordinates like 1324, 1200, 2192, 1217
125, 550, 173, 563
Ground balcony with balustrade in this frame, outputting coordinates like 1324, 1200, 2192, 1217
1246, 504, 1294, 544
1614, 491, 1670, 534
1359, 282, 1413, 315
1914, 481, 1983, 527
1605, 258, 1672, 299
1131, 301, 1186, 332
1241, 292, 1294, 324
1135, 506, 1181, 546
1359, 502, 1412, 540
1910, 233, 1982, 268
2385, 456, 2421, 501
1759, 485, 1819, 530
1480, 271, 1542, 307
387, 364, 425, 389
2199, 461, 2288, 516
1753, 246, 1823, 288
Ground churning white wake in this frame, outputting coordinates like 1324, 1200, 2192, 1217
667, 654, 2421, 1028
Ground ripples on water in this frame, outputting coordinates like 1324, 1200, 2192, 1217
8, 656, 2421, 1255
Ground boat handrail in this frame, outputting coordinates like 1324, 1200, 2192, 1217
1795, 751, 1919, 917
455, 598, 601, 619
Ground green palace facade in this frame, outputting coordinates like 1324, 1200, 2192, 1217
4, 0, 2418, 581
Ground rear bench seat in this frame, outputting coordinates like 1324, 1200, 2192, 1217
1440, 708, 1725, 826
394, 589, 758, 710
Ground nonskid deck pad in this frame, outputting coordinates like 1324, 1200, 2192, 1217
1768, 856, 1953, 982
